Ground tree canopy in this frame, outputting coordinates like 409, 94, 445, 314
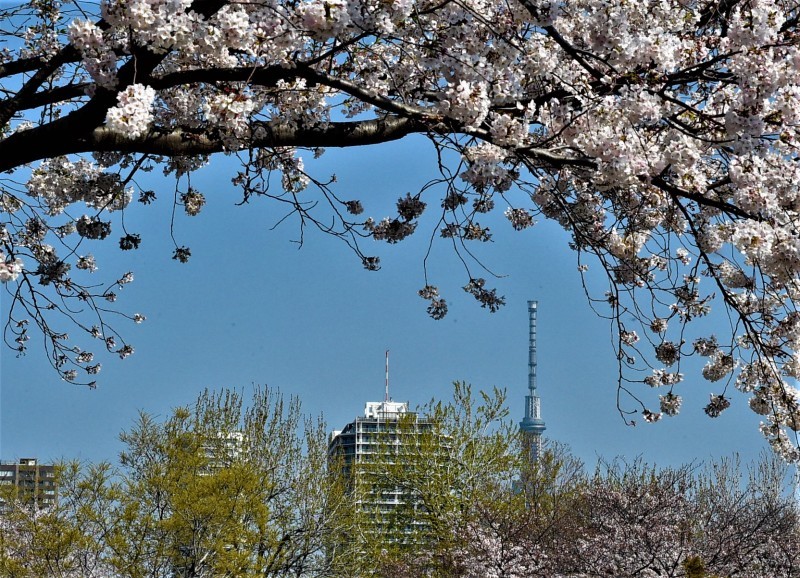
3, 385, 798, 577
0, 387, 350, 578
2, 0, 800, 455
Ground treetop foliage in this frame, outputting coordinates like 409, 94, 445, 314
2, 0, 800, 456
3, 384, 798, 577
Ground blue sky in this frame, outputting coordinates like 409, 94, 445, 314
0, 135, 771, 470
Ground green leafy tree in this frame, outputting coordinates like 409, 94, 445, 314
683, 556, 712, 578
0, 387, 350, 578
102, 387, 349, 578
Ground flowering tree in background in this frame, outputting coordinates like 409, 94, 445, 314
2, 0, 800, 453
372, 442, 800, 578
1, 385, 799, 577
552, 455, 800, 578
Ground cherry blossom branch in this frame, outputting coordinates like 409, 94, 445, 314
651, 175, 757, 221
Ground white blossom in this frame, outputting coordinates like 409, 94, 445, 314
5, 0, 800, 458
105, 84, 157, 139
0, 255, 23, 283
659, 393, 682, 416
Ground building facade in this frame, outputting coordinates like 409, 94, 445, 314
328, 400, 438, 542
0, 458, 57, 508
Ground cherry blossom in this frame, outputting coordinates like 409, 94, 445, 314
1, 0, 800, 457
104, 84, 157, 139
0, 253, 23, 282
454, 523, 548, 578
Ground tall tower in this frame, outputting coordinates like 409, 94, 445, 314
519, 301, 546, 464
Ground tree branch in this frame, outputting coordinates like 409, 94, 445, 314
651, 174, 756, 220
0, 117, 431, 168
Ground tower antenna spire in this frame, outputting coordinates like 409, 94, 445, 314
385, 349, 390, 402
529, 301, 537, 394
520, 301, 546, 463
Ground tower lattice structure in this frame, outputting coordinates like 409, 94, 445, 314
519, 300, 546, 464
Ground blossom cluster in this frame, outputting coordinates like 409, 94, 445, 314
0, 254, 22, 283
26, 158, 132, 216
455, 523, 547, 578
105, 84, 157, 139
4, 0, 800, 456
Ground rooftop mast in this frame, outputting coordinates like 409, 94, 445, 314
520, 301, 546, 463
385, 349, 389, 402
